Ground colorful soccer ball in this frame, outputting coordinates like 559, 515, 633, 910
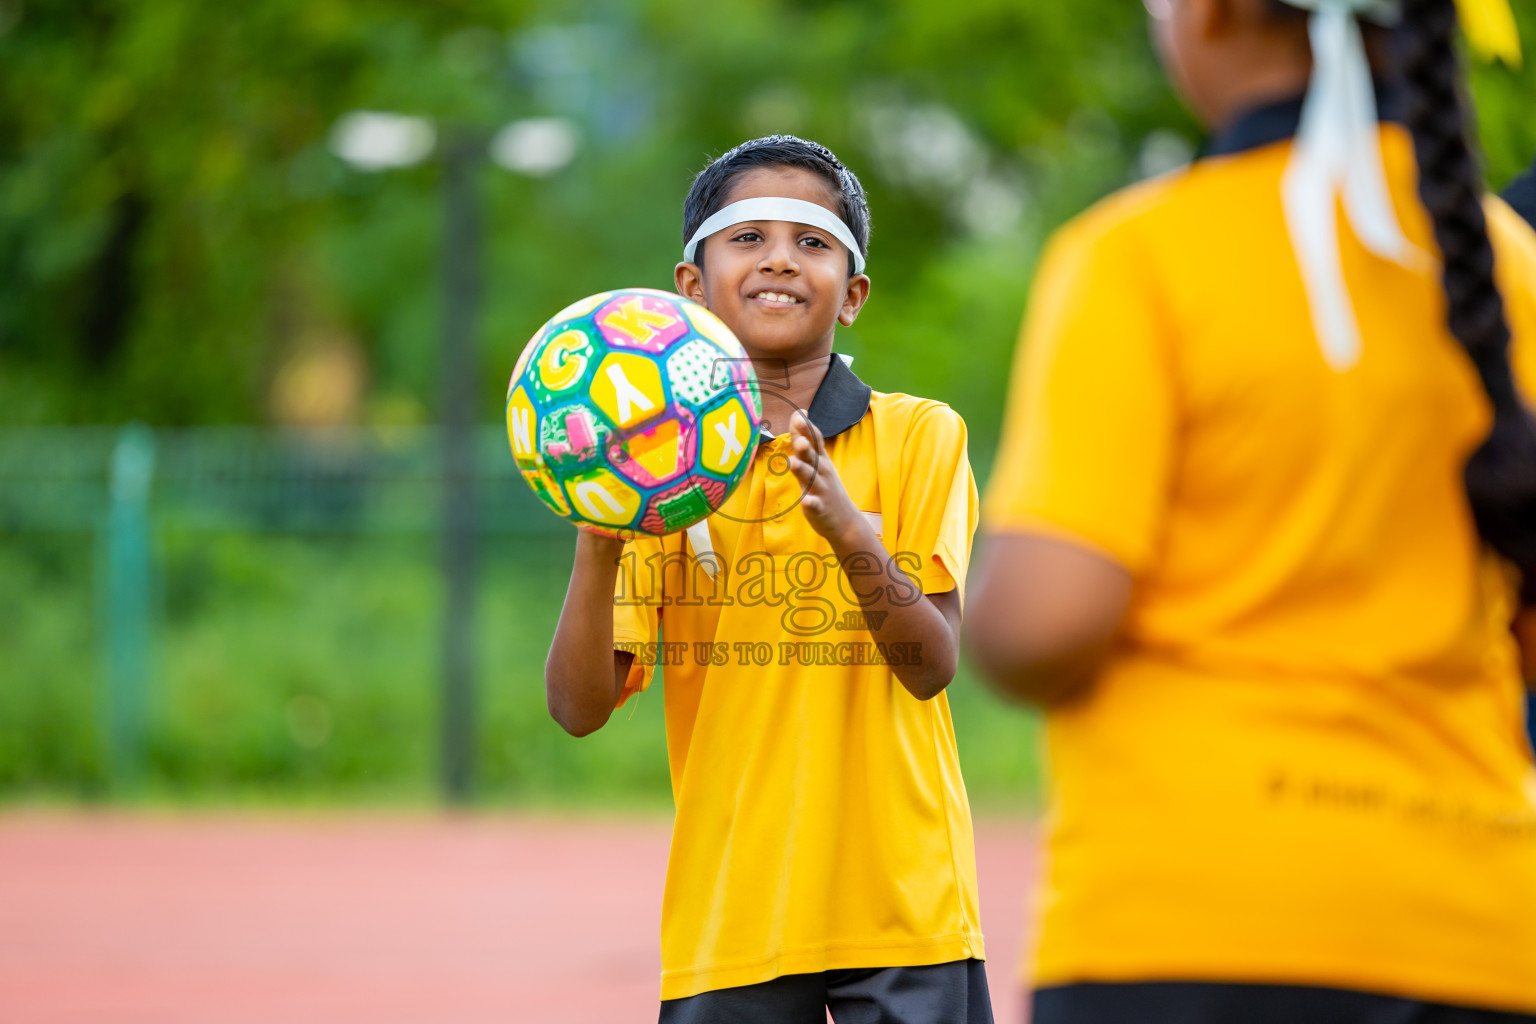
506, 288, 762, 537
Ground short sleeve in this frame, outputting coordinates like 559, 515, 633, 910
612, 534, 662, 707
981, 217, 1176, 574
894, 404, 979, 604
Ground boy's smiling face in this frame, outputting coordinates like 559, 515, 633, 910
675, 165, 870, 362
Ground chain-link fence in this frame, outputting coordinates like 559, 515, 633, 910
0, 425, 565, 535
0, 425, 596, 801
0, 423, 1039, 807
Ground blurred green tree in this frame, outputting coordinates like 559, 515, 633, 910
0, 0, 1531, 457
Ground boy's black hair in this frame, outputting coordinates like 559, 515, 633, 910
682, 135, 871, 277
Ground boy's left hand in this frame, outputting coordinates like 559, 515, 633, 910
787, 410, 862, 543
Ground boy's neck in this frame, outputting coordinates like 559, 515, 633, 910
750, 348, 834, 436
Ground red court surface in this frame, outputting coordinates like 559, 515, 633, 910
0, 814, 1038, 1023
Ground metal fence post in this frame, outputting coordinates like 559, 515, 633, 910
101, 422, 155, 791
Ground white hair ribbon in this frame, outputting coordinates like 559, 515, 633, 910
684, 197, 866, 274
685, 519, 719, 579
1279, 0, 1428, 370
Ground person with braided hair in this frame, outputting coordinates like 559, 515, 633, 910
966, 0, 1536, 1021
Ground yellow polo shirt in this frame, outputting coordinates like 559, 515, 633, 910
984, 102, 1536, 1013
613, 355, 985, 1000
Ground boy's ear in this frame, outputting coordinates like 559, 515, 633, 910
838, 273, 871, 328
675, 262, 706, 305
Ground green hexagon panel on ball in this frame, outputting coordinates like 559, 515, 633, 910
506, 288, 764, 538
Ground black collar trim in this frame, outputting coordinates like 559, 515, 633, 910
1202, 82, 1405, 160
807, 353, 873, 440
756, 353, 872, 444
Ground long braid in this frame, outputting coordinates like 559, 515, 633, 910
1398, 0, 1536, 602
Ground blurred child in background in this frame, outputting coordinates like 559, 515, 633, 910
967, 0, 1536, 1021
545, 136, 991, 1023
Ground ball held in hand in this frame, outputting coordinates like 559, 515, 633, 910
506, 288, 763, 537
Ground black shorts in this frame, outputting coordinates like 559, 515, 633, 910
659, 958, 993, 1024
1032, 981, 1536, 1024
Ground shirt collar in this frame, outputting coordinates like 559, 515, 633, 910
1202, 81, 1405, 160
756, 352, 873, 445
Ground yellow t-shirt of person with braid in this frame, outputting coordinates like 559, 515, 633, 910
969, 0, 1536, 1020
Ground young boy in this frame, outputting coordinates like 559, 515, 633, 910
544, 135, 991, 1023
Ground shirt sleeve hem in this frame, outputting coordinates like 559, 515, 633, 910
918, 569, 957, 596
613, 648, 655, 708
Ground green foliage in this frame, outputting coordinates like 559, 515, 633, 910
5, 0, 1530, 445
0, 531, 1041, 806
0, 0, 1528, 805
0, 537, 104, 793
5, 1, 1533, 444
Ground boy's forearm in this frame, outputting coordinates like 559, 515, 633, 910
545, 532, 628, 736
825, 518, 958, 700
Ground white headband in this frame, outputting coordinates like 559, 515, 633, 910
1278, 0, 1427, 370
683, 196, 866, 274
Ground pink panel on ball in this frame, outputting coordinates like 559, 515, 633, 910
595, 294, 689, 353
566, 409, 597, 452
611, 416, 697, 489
544, 406, 602, 464
638, 475, 728, 535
